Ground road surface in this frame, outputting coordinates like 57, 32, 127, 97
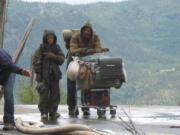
0, 105, 180, 135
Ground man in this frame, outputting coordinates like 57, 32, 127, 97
67, 21, 103, 117
32, 30, 65, 120
0, 48, 31, 130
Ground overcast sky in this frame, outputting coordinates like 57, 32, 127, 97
20, 0, 128, 5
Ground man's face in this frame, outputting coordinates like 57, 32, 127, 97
82, 27, 91, 39
47, 35, 54, 45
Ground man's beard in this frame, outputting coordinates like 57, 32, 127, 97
82, 34, 91, 41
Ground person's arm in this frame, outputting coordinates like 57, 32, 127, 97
0, 48, 31, 77
9, 62, 31, 77
9, 63, 23, 74
0, 48, 21, 73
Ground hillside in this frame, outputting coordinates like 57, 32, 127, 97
4, 0, 180, 105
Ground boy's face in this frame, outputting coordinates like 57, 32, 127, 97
47, 35, 54, 45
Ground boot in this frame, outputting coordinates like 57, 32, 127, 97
82, 107, 90, 116
3, 123, 15, 130
68, 106, 79, 117
50, 112, 60, 120
83, 110, 90, 116
41, 113, 48, 120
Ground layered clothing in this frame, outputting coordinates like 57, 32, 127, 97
32, 30, 65, 115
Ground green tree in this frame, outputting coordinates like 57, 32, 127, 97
60, 87, 67, 105
17, 85, 39, 104
17, 78, 39, 104
17, 77, 67, 104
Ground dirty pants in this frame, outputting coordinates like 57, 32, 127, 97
38, 77, 60, 115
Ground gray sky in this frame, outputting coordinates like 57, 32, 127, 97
20, 0, 128, 5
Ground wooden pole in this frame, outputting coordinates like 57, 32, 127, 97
0, 0, 7, 98
30, 55, 34, 87
0, 0, 6, 48
13, 18, 36, 88
13, 18, 36, 64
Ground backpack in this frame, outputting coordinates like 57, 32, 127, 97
62, 29, 80, 50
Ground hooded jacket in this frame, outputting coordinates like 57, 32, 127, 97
69, 21, 102, 57
32, 30, 65, 80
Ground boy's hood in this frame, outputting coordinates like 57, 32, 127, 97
42, 30, 57, 44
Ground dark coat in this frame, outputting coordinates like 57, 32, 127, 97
0, 48, 22, 85
32, 30, 65, 81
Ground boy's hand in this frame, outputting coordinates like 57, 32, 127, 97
21, 69, 31, 77
43, 52, 56, 59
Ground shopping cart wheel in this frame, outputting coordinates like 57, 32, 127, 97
97, 108, 106, 118
110, 108, 116, 118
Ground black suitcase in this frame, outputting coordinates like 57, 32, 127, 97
92, 57, 126, 89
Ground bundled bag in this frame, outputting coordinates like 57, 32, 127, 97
66, 58, 80, 81
62, 29, 80, 50
67, 59, 94, 90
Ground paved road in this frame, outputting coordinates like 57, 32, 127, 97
0, 105, 180, 135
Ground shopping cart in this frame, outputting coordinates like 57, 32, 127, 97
68, 55, 127, 118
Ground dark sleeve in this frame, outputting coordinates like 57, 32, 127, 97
0, 49, 22, 74
9, 63, 23, 75
53, 45, 65, 65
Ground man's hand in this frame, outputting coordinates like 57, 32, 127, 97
78, 48, 87, 54
86, 49, 96, 55
43, 52, 56, 59
74, 48, 87, 56
102, 48, 109, 52
21, 69, 31, 77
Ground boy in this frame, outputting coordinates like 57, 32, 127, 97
32, 30, 65, 120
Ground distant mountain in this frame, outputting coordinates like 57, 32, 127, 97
20, 0, 128, 5
4, 0, 180, 105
